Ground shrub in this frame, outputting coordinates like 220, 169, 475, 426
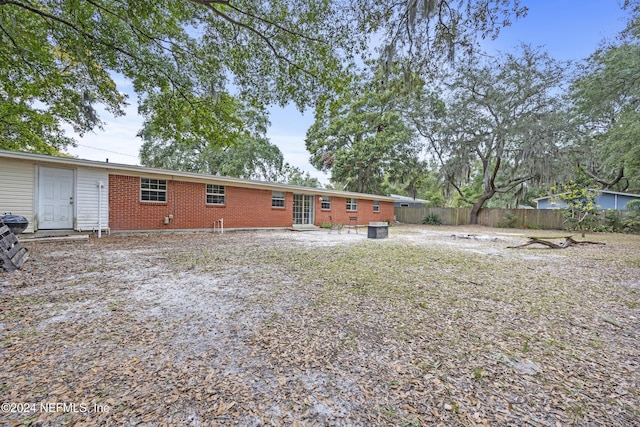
604, 209, 623, 232
496, 212, 518, 228
563, 208, 599, 232
623, 200, 640, 233
422, 213, 442, 225
623, 216, 640, 233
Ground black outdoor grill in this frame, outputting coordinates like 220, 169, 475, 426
0, 213, 29, 235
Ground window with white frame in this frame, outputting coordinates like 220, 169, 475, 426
206, 184, 225, 205
346, 198, 357, 211
373, 200, 380, 212
321, 196, 331, 210
141, 178, 167, 202
272, 191, 285, 208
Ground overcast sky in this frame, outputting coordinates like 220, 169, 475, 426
66, 0, 630, 184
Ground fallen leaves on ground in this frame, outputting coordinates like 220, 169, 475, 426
0, 226, 638, 426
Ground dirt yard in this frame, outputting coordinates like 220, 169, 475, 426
1, 225, 639, 426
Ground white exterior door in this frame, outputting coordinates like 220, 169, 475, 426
38, 167, 74, 229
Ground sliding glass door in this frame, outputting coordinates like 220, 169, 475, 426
293, 194, 314, 225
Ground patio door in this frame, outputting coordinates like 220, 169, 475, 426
38, 167, 74, 229
293, 194, 314, 225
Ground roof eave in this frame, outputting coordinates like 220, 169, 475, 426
0, 149, 394, 201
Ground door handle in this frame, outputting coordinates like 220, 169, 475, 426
70, 197, 74, 205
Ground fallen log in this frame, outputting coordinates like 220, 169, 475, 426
508, 235, 605, 249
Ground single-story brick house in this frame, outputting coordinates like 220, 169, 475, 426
534, 190, 640, 210
0, 149, 394, 233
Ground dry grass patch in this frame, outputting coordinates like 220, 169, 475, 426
0, 226, 638, 426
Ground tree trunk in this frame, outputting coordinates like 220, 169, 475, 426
469, 203, 482, 225
469, 192, 494, 224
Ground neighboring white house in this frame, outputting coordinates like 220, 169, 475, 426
534, 190, 640, 210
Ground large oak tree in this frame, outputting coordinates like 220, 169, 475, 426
414, 45, 569, 223
306, 66, 423, 194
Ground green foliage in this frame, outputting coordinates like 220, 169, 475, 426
496, 212, 519, 228
1, 1, 527, 156
604, 210, 624, 232
622, 200, 640, 233
627, 200, 640, 211
450, 170, 484, 207
554, 171, 600, 232
593, 207, 640, 234
140, 100, 322, 184
422, 213, 442, 225
140, 103, 285, 181
279, 164, 321, 187
569, 5, 640, 189
306, 65, 422, 194
0, 0, 127, 153
472, 368, 485, 382
370, 0, 528, 74
0, 0, 355, 154
381, 166, 445, 207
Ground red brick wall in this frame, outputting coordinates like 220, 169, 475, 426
314, 196, 394, 226
108, 174, 394, 231
109, 175, 293, 230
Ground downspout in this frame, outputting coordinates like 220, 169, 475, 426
172, 175, 176, 229
97, 180, 104, 238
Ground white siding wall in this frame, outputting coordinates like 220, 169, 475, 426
76, 168, 109, 231
0, 158, 35, 233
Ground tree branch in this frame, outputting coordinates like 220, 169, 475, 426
84, 0, 202, 62
190, 0, 318, 79
583, 165, 625, 189
442, 169, 475, 205
0, 22, 42, 75
494, 175, 535, 194
489, 155, 501, 188
224, 2, 326, 44
4, 0, 205, 112
4, 0, 135, 59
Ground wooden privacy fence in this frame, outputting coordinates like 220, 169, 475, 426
395, 207, 565, 230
